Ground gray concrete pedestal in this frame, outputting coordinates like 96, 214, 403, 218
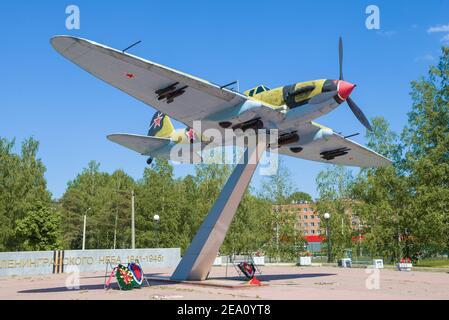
171, 143, 266, 281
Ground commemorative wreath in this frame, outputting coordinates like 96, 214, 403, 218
106, 262, 144, 290
237, 262, 256, 279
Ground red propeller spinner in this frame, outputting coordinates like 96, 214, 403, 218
337, 80, 356, 101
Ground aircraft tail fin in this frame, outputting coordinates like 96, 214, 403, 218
148, 112, 174, 138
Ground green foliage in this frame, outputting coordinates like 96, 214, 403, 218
60, 161, 136, 250
136, 159, 183, 249
316, 165, 354, 201
351, 116, 408, 261
316, 165, 354, 260
0, 137, 53, 251
258, 161, 305, 260
259, 159, 295, 204
341, 46, 449, 262
222, 193, 272, 255
286, 191, 313, 204
415, 258, 449, 268
134, 159, 274, 256
15, 202, 62, 251
400, 46, 449, 257
366, 117, 403, 163
267, 206, 304, 261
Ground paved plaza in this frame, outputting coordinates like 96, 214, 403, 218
1, 265, 448, 300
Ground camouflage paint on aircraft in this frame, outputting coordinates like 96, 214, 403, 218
243, 79, 341, 109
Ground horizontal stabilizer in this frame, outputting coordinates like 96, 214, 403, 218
107, 133, 171, 155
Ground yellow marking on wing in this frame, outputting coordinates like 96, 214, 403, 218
311, 121, 332, 131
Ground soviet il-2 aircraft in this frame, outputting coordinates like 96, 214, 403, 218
51, 36, 391, 167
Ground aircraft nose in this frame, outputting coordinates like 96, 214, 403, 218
337, 80, 356, 100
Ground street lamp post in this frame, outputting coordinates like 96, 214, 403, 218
131, 190, 135, 249
275, 209, 280, 262
153, 214, 160, 248
113, 189, 135, 249
358, 222, 362, 259
82, 207, 91, 250
113, 211, 118, 250
324, 212, 331, 263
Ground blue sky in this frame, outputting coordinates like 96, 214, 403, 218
1, 0, 448, 200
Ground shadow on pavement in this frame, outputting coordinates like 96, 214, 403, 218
18, 273, 170, 294
19, 284, 108, 294
211, 273, 336, 281
18, 273, 335, 294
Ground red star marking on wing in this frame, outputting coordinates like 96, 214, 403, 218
186, 128, 195, 141
153, 113, 163, 127
125, 73, 135, 79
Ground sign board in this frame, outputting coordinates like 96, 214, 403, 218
253, 256, 265, 266
373, 259, 384, 269
0, 248, 181, 277
397, 262, 412, 271
299, 256, 312, 266
339, 258, 352, 268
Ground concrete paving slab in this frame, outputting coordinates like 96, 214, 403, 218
0, 265, 448, 300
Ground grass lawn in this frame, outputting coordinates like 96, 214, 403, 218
415, 259, 449, 268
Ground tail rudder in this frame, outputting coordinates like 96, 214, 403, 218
148, 112, 174, 138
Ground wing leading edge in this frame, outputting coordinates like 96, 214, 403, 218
51, 36, 248, 127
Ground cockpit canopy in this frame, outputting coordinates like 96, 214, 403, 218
244, 85, 271, 97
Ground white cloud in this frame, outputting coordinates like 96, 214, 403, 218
441, 34, 449, 44
414, 54, 436, 62
427, 24, 449, 33
427, 24, 449, 44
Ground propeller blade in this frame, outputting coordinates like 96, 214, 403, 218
339, 37, 344, 80
337, 37, 371, 131
347, 97, 372, 131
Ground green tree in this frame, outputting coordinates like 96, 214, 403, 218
400, 46, 449, 258
286, 191, 313, 204
259, 159, 295, 204
15, 202, 62, 251
60, 161, 136, 250
351, 117, 408, 261
135, 159, 183, 249
107, 170, 135, 249
258, 160, 303, 260
351, 47, 449, 261
0, 137, 53, 251
222, 191, 272, 256
175, 174, 202, 252
315, 165, 354, 261
267, 205, 304, 261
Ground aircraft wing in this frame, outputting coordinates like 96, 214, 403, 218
51, 36, 252, 127
278, 130, 392, 168
107, 134, 171, 155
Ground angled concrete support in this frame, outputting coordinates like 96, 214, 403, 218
171, 143, 266, 281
